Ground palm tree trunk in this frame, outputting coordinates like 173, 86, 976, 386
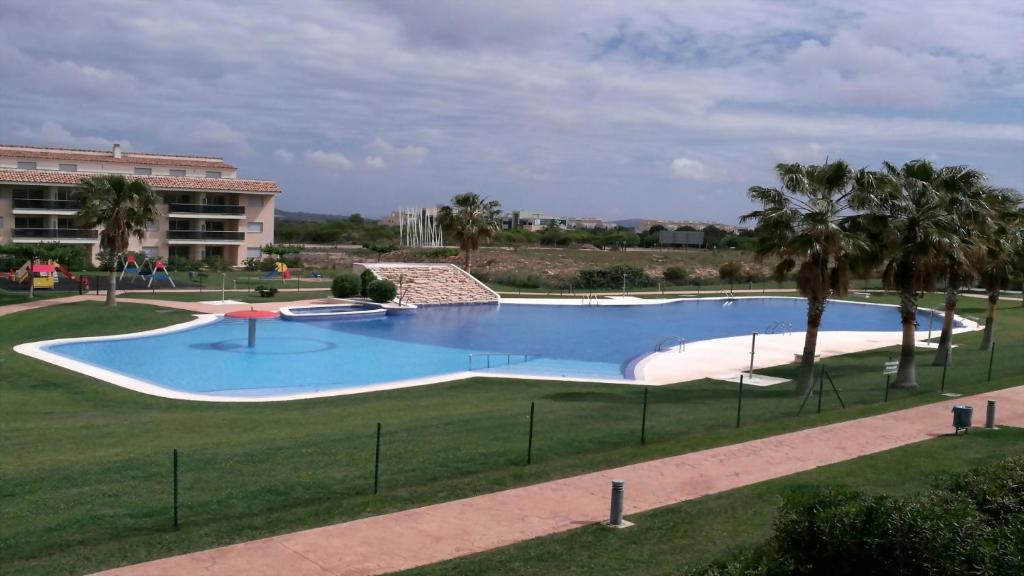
979, 292, 998, 350
106, 267, 118, 307
464, 249, 472, 273
892, 290, 918, 388
795, 297, 825, 395
931, 286, 957, 366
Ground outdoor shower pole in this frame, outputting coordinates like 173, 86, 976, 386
221, 273, 225, 302
748, 332, 758, 379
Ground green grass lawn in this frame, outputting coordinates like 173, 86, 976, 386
116, 289, 334, 303
403, 428, 1024, 576
0, 295, 1020, 575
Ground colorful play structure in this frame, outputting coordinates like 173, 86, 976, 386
8, 259, 89, 290
264, 261, 292, 280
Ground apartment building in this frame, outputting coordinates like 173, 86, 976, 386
0, 144, 280, 266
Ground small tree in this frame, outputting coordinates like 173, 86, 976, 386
367, 279, 397, 303
663, 265, 689, 285
76, 175, 158, 306
718, 262, 742, 291
359, 268, 375, 296
331, 271, 361, 298
362, 243, 398, 262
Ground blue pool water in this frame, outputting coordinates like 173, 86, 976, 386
46, 298, 944, 398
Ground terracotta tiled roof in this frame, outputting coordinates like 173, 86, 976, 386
0, 169, 280, 193
0, 144, 236, 169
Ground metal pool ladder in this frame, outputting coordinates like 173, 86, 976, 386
654, 336, 686, 352
468, 353, 533, 370
581, 293, 600, 306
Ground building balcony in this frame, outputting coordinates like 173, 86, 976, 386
166, 230, 245, 244
12, 198, 81, 214
12, 228, 98, 243
166, 203, 245, 219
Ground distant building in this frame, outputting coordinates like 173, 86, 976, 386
659, 230, 705, 247
0, 143, 279, 266
567, 217, 607, 230
502, 210, 567, 231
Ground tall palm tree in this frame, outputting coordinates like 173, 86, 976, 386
974, 189, 1023, 350
76, 175, 158, 306
438, 193, 501, 273
743, 161, 862, 395
929, 166, 990, 366
852, 160, 957, 388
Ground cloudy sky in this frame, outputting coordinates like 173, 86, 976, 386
2, 1, 1022, 223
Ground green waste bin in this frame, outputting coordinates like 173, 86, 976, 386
952, 405, 973, 435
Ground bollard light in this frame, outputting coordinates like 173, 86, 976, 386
609, 480, 624, 526
985, 400, 997, 429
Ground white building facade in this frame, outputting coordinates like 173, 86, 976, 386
0, 144, 280, 266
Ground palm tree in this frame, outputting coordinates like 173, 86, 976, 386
743, 161, 861, 395
76, 175, 158, 306
438, 193, 501, 273
929, 166, 990, 366
974, 189, 1023, 350
852, 160, 958, 388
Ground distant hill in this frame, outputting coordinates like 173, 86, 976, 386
275, 209, 379, 222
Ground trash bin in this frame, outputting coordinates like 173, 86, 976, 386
952, 405, 973, 435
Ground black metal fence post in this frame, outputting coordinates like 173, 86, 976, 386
526, 401, 535, 465
373, 422, 381, 495
816, 364, 825, 414
640, 388, 649, 444
987, 341, 996, 382
735, 375, 744, 428
172, 449, 179, 530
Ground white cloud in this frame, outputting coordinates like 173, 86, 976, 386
368, 138, 429, 164
365, 155, 387, 169
11, 120, 128, 150
670, 157, 712, 180
273, 148, 295, 164
305, 149, 353, 170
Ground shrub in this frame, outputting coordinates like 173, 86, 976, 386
367, 279, 397, 303
414, 247, 459, 259
331, 271, 361, 297
718, 262, 743, 288
360, 269, 375, 297
663, 266, 689, 284
576, 265, 653, 290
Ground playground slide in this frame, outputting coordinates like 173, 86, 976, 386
55, 263, 87, 285
14, 261, 30, 283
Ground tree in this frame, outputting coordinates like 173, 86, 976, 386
362, 243, 398, 262
261, 243, 302, 260
928, 166, 991, 366
438, 193, 501, 273
76, 175, 158, 306
973, 190, 1023, 350
743, 161, 861, 394
717, 261, 743, 291
852, 160, 961, 388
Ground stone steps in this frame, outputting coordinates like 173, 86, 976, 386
358, 263, 499, 306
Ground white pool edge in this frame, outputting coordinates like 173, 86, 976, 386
12, 297, 980, 403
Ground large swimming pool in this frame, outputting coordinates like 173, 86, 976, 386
31, 298, 944, 399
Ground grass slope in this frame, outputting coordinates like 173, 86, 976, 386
0, 295, 1020, 575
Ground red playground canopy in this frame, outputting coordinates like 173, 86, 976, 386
224, 309, 279, 319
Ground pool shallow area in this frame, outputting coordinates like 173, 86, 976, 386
26, 298, 947, 400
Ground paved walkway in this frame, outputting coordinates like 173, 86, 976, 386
96, 386, 1024, 576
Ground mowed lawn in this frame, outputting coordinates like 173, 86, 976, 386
404, 429, 1024, 576
0, 295, 1021, 575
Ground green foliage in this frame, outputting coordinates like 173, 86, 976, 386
362, 243, 399, 261
414, 247, 459, 259
330, 271, 361, 297
359, 269, 375, 297
694, 456, 1024, 576
576, 265, 653, 289
717, 262, 743, 284
260, 243, 302, 259
474, 270, 545, 289
0, 243, 88, 271
662, 265, 689, 284
366, 279, 397, 302
275, 214, 397, 245
242, 257, 260, 272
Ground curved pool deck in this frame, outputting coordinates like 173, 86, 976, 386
13, 296, 979, 402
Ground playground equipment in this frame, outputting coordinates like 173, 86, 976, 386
263, 261, 292, 280
54, 263, 90, 290
119, 255, 141, 282
146, 259, 176, 288
14, 260, 57, 289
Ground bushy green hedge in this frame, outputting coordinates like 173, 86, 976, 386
473, 270, 546, 289
360, 269, 375, 297
367, 279, 397, 303
575, 265, 654, 289
331, 271, 361, 298
663, 265, 689, 284
694, 456, 1024, 576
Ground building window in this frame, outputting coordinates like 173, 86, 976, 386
59, 164, 78, 172
134, 167, 152, 175
205, 170, 222, 179
247, 196, 263, 209
146, 220, 160, 232
246, 246, 263, 259
169, 169, 186, 177
143, 246, 158, 257
17, 161, 36, 170
0, 216, 4, 229
246, 222, 263, 234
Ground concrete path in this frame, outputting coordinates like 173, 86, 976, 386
96, 386, 1024, 576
